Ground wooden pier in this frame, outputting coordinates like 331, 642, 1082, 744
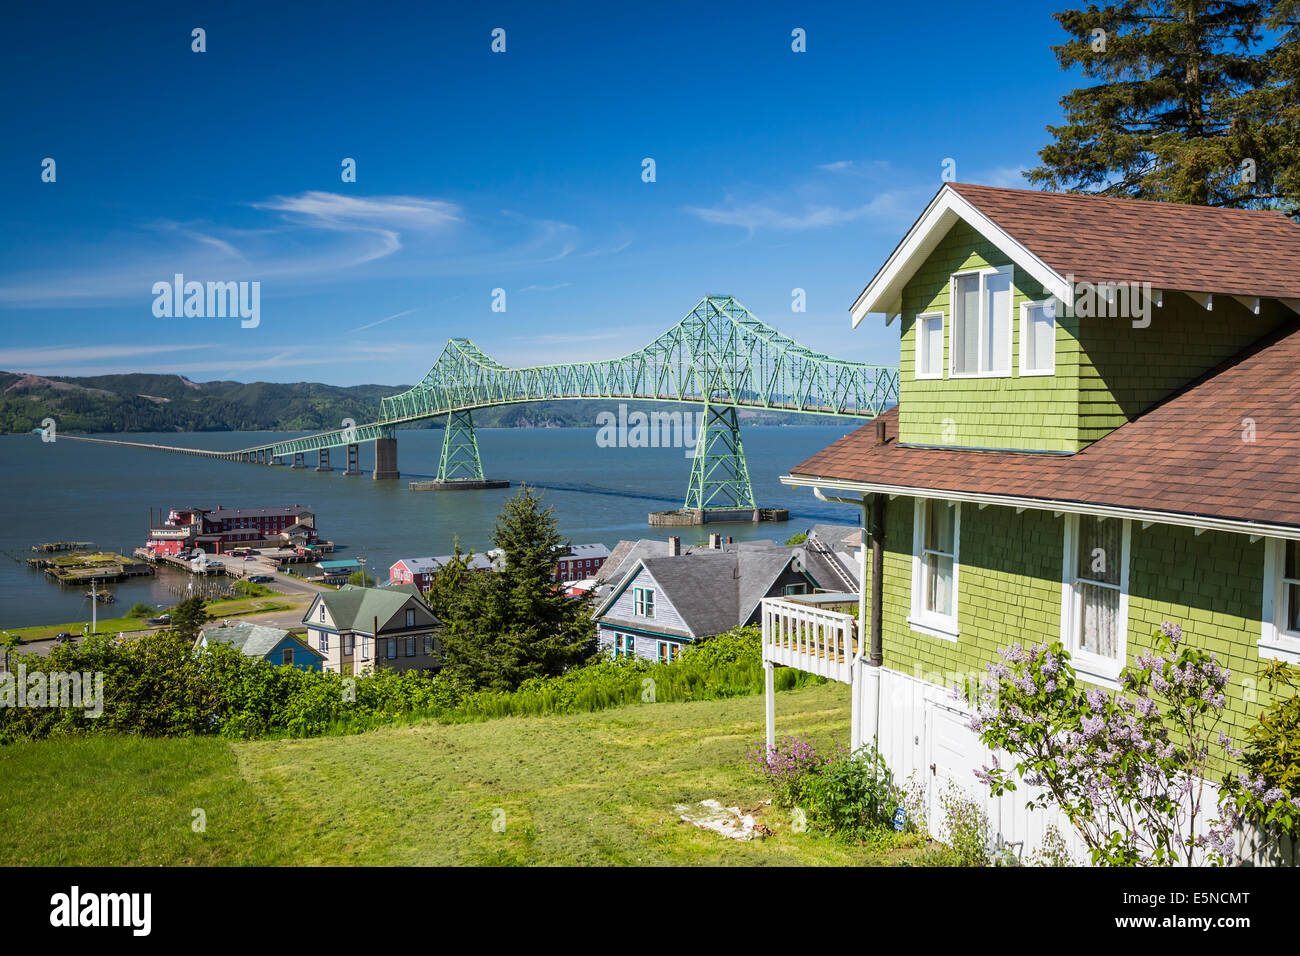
27, 550, 155, 585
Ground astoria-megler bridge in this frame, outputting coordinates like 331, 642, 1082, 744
74, 296, 899, 514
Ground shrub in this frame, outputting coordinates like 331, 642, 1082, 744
973, 622, 1300, 866
803, 743, 904, 838
745, 733, 841, 808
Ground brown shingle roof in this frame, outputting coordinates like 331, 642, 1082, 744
789, 321, 1300, 530
947, 183, 1300, 300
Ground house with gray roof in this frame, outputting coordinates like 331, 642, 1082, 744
592, 540, 853, 663
302, 584, 442, 676
197, 621, 325, 671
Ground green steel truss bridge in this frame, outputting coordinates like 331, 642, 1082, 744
91, 296, 899, 512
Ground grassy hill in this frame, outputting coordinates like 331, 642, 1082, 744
0, 371, 849, 434
0, 682, 924, 866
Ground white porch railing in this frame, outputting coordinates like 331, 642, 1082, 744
761, 597, 858, 684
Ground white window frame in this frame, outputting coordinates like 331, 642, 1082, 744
1261, 538, 1300, 664
908, 499, 960, 641
1060, 515, 1131, 687
1019, 298, 1057, 377
633, 586, 655, 618
915, 311, 945, 380
949, 265, 1014, 379
319, 631, 329, 653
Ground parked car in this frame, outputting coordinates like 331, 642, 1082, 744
249, 574, 274, 583
145, 615, 170, 626
53, 631, 73, 641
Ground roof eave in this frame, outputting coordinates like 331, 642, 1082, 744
782, 472, 1300, 542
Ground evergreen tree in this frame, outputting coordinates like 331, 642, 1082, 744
421, 536, 477, 623
167, 595, 210, 643
438, 486, 596, 691
1029, 1, 1298, 213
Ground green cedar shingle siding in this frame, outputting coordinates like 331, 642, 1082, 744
867, 496, 1281, 776
897, 221, 1290, 453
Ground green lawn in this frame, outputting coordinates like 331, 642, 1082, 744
0, 681, 926, 866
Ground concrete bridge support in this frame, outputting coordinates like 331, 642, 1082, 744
316, 448, 331, 472
373, 436, 399, 480
292, 452, 306, 468
344, 443, 362, 476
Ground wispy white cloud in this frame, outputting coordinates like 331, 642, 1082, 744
519, 282, 570, 292
253, 192, 463, 233
684, 191, 913, 232
0, 342, 215, 367
351, 307, 422, 332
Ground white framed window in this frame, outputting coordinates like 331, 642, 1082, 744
319, 631, 329, 653
1019, 298, 1057, 376
281, 648, 294, 666
915, 311, 945, 379
950, 266, 1013, 378
318, 604, 326, 623
657, 641, 679, 663
633, 586, 655, 618
361, 636, 370, 660
909, 499, 960, 640
1260, 539, 1300, 663
783, 583, 807, 596
343, 634, 354, 655
1061, 515, 1130, 685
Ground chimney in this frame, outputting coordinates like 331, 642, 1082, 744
875, 419, 887, 444
709, 533, 722, 550
667, 535, 681, 557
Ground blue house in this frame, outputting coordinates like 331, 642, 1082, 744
197, 621, 325, 671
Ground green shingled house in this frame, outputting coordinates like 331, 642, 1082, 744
763, 182, 1300, 862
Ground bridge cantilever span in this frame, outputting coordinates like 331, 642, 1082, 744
57, 296, 900, 513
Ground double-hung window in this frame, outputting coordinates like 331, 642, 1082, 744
386, 638, 397, 660
406, 609, 416, 628
633, 586, 655, 618
1061, 516, 1130, 684
1261, 539, 1300, 663
1020, 298, 1057, 375
915, 311, 944, 379
950, 266, 1013, 377
910, 499, 959, 639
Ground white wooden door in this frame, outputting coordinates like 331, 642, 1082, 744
925, 697, 989, 843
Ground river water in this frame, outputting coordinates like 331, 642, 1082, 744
0, 425, 865, 628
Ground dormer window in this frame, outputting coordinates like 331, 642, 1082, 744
950, 266, 1013, 377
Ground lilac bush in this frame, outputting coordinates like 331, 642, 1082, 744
972, 622, 1300, 866
745, 733, 845, 807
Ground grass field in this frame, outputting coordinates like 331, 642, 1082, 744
4, 595, 302, 641
0, 681, 928, 866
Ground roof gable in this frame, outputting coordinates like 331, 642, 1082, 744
852, 183, 1300, 325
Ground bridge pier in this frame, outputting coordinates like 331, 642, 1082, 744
344, 443, 362, 476
372, 436, 399, 480
269, 455, 283, 466
291, 452, 306, 468
315, 448, 331, 472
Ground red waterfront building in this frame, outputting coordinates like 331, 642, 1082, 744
146, 505, 318, 555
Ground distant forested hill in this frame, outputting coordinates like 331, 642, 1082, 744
0, 371, 849, 434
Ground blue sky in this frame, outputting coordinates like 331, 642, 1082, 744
0, 0, 1079, 385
